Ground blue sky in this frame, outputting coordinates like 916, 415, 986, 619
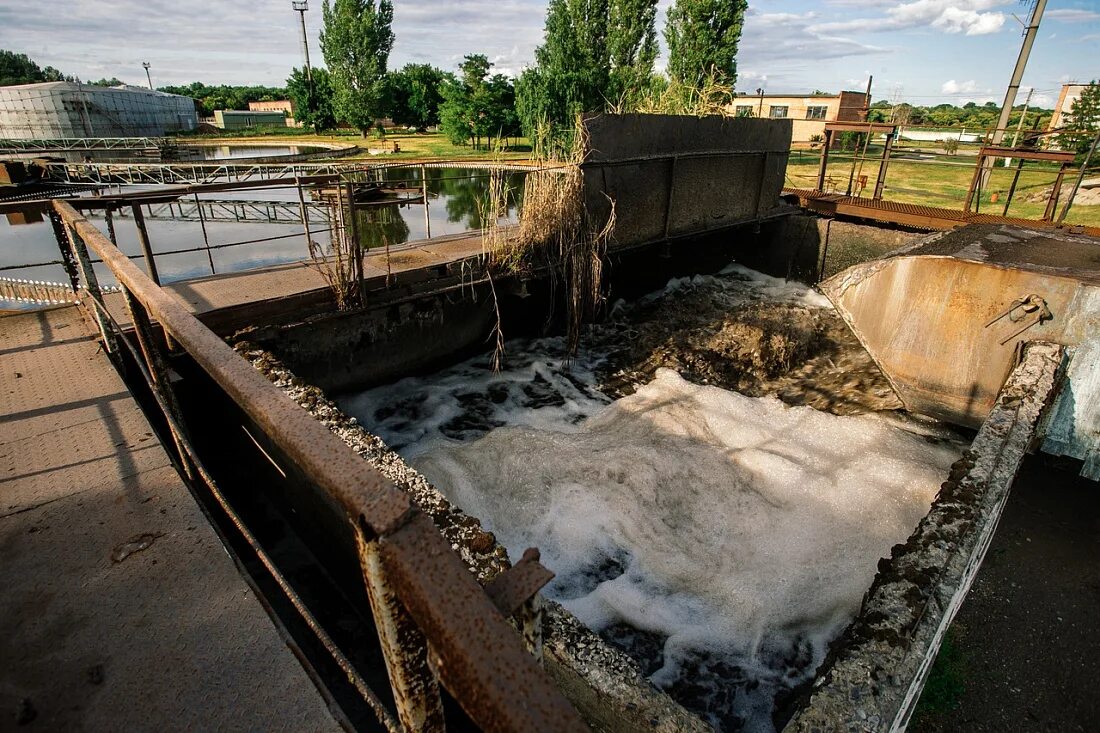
0, 0, 1096, 107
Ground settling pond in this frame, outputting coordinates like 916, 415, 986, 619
0, 166, 524, 305
334, 265, 968, 732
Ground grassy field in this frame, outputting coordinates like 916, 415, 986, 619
184, 128, 1099, 226
181, 127, 534, 162
786, 146, 1100, 227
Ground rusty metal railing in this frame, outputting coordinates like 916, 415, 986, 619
50, 198, 588, 733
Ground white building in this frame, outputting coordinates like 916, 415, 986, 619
0, 82, 197, 139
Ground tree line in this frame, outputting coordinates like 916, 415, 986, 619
284, 0, 749, 151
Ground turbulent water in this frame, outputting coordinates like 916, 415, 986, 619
338, 265, 961, 732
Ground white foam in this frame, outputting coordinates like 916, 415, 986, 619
411, 368, 958, 731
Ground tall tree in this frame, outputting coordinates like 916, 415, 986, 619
608, 0, 659, 106
286, 67, 337, 132
515, 0, 657, 148
320, 0, 395, 136
664, 0, 748, 90
439, 55, 520, 149
387, 64, 450, 129
1057, 82, 1100, 157
0, 49, 65, 86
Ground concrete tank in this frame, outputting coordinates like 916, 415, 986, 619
822, 223, 1100, 478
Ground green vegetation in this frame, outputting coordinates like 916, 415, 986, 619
387, 64, 452, 130
286, 67, 337, 132
515, 0, 659, 150
665, 0, 749, 90
913, 631, 966, 718
439, 55, 520, 149
158, 82, 286, 116
785, 146, 1100, 226
1056, 82, 1100, 157
0, 49, 65, 86
868, 99, 1050, 131
320, 0, 395, 136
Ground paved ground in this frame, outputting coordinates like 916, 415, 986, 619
0, 306, 341, 731
911, 455, 1100, 732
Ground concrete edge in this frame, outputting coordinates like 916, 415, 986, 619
786, 341, 1066, 732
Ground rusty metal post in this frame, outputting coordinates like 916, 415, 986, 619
47, 210, 81, 292
294, 175, 315, 256
194, 193, 215, 275
356, 527, 445, 733
816, 129, 832, 192
1057, 130, 1100, 225
963, 152, 986, 213
64, 222, 117, 355
1043, 162, 1069, 221
104, 206, 118, 246
873, 131, 894, 200
130, 203, 161, 285
421, 164, 431, 240
664, 156, 678, 240
344, 180, 364, 305
1002, 158, 1026, 217
121, 286, 195, 479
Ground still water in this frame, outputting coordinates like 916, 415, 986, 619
0, 166, 525, 302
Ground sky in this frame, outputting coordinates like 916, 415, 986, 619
0, 0, 1097, 107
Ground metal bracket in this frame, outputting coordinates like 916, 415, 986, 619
484, 548, 555, 617
984, 294, 1053, 345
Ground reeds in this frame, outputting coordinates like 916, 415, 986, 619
307, 178, 365, 310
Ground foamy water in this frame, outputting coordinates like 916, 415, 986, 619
338, 266, 959, 730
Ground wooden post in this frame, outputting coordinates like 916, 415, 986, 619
421, 164, 431, 239
1043, 162, 1069, 221
962, 152, 986, 213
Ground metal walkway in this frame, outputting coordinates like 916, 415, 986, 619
783, 187, 1100, 236
0, 306, 341, 731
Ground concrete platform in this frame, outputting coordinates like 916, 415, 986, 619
0, 306, 341, 731
102, 230, 488, 336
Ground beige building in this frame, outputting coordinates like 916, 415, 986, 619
1048, 82, 1093, 131
728, 91, 869, 143
248, 100, 298, 127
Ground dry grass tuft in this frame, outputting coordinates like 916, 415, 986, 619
307, 179, 365, 310
481, 118, 616, 363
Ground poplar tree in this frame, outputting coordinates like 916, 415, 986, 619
516, 0, 658, 149
664, 0, 748, 90
320, 0, 395, 136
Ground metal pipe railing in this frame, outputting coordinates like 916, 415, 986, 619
51, 198, 587, 733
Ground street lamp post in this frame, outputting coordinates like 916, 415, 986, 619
142, 62, 153, 90
292, 1, 313, 85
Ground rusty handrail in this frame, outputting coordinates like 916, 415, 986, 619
52, 198, 588, 733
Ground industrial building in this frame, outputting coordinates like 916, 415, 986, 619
213, 109, 288, 130
728, 91, 869, 143
0, 82, 197, 139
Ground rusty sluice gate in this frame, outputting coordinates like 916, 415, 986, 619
23, 114, 1099, 732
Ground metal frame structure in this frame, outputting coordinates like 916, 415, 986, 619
48, 197, 588, 732
814, 122, 898, 200
0, 137, 168, 152
963, 145, 1077, 220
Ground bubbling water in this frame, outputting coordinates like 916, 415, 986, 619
411, 369, 958, 730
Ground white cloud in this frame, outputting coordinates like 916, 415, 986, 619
811, 0, 1007, 36
1046, 8, 1100, 22
941, 79, 978, 94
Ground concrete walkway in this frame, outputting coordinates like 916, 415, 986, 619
0, 306, 341, 731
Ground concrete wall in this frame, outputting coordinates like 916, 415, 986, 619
735, 214, 923, 284
581, 114, 791, 250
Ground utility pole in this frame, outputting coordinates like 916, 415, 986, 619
1004, 87, 1033, 167
982, 0, 1047, 185
292, 1, 313, 85
142, 62, 153, 90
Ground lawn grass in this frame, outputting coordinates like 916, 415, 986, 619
181, 128, 533, 163
184, 128, 1099, 226
786, 146, 1100, 227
